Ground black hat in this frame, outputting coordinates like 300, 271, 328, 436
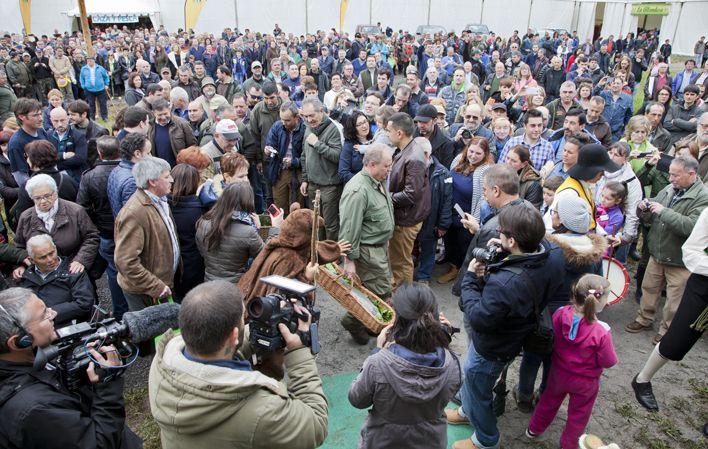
414, 104, 438, 123
491, 102, 507, 111
567, 144, 620, 181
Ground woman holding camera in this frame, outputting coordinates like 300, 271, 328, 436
348, 282, 462, 449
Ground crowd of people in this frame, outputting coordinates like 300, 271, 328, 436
0, 21, 706, 449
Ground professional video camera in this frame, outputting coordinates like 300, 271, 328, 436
33, 302, 180, 391
471, 242, 504, 265
247, 275, 321, 355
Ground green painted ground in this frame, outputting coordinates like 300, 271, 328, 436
320, 371, 473, 449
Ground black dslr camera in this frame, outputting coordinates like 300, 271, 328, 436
471, 242, 504, 265
247, 275, 321, 355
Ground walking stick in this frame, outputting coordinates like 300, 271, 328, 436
310, 190, 321, 294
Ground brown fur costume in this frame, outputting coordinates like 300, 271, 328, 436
238, 208, 341, 304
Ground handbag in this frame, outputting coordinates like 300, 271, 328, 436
501, 266, 554, 357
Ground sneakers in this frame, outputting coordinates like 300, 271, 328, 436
525, 428, 541, 440
631, 374, 659, 411
513, 387, 534, 413
579, 433, 621, 449
445, 408, 469, 425
437, 264, 459, 284
625, 321, 652, 333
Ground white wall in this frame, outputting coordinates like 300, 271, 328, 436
482, 0, 532, 37
0, 1, 24, 34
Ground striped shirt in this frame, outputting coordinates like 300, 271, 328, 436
498, 134, 555, 170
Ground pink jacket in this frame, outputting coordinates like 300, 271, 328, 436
551, 305, 618, 379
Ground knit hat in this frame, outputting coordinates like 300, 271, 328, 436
556, 192, 591, 234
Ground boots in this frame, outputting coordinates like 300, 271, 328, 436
437, 264, 459, 284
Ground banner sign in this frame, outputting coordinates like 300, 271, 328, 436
631, 3, 670, 15
92, 14, 140, 24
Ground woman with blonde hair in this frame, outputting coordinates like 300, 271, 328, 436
620, 115, 657, 172
42, 89, 65, 131
514, 62, 538, 94
454, 84, 485, 123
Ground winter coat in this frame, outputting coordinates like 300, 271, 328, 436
389, 138, 431, 227
348, 344, 462, 449
427, 125, 456, 169
301, 117, 343, 186
421, 157, 453, 237
15, 199, 99, 270
48, 126, 89, 181
460, 238, 566, 362
79, 64, 110, 93
147, 116, 198, 161
0, 155, 19, 218
545, 233, 607, 312
551, 305, 618, 379
518, 164, 543, 209
19, 257, 94, 326
76, 160, 119, 239
114, 189, 177, 298
106, 160, 137, 217
149, 332, 328, 449
641, 180, 708, 267
0, 83, 16, 124
0, 360, 141, 449
663, 102, 702, 145
438, 84, 466, 123
170, 195, 206, 293
74, 120, 109, 168
265, 119, 305, 184
249, 99, 282, 156
124, 88, 144, 106
595, 162, 643, 241
11, 169, 78, 225
339, 139, 364, 184
196, 212, 264, 283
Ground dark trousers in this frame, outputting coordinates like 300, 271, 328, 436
85, 89, 108, 121
99, 237, 128, 320
658, 273, 707, 361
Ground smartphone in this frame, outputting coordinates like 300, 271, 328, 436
267, 204, 281, 217
635, 151, 652, 158
453, 203, 465, 219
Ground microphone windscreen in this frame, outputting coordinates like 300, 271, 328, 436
122, 302, 180, 343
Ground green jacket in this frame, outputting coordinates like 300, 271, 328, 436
338, 170, 394, 260
249, 99, 282, 160
0, 83, 16, 124
301, 118, 342, 186
0, 242, 27, 265
149, 331, 328, 449
5, 60, 31, 88
642, 180, 708, 267
636, 161, 670, 198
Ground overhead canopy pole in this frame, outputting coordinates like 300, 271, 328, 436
77, 0, 95, 59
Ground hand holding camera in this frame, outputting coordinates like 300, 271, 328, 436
278, 304, 312, 351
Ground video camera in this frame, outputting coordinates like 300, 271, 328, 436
33, 302, 180, 391
247, 275, 321, 355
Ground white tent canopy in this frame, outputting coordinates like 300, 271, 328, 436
2, 0, 706, 56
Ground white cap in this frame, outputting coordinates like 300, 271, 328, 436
215, 119, 241, 140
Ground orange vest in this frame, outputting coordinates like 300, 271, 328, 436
557, 177, 597, 230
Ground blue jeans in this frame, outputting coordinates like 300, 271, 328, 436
248, 164, 266, 213
414, 232, 436, 281
460, 341, 506, 449
99, 238, 128, 320
517, 351, 551, 401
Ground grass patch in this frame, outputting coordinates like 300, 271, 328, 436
124, 388, 161, 449
688, 378, 708, 400
614, 400, 638, 421
634, 428, 672, 449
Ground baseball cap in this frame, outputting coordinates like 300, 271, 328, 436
414, 104, 438, 123
215, 119, 241, 140
251, 60, 262, 69
491, 103, 507, 112
434, 104, 446, 116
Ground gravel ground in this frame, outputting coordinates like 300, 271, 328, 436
107, 257, 707, 449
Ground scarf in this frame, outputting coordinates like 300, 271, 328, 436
36, 200, 59, 232
311, 116, 332, 137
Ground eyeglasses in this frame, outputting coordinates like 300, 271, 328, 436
464, 115, 480, 120
31, 192, 56, 203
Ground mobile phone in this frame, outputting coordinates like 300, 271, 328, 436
267, 204, 281, 217
453, 203, 465, 218
635, 151, 652, 158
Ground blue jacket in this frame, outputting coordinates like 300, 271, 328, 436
549, 128, 600, 162
264, 119, 305, 185
421, 157, 453, 237
671, 70, 699, 97
461, 239, 566, 362
79, 64, 110, 93
48, 126, 88, 183
595, 89, 633, 139
338, 140, 364, 184
106, 160, 137, 217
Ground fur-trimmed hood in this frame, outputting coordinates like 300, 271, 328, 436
546, 233, 608, 267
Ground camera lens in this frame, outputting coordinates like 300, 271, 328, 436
247, 295, 277, 320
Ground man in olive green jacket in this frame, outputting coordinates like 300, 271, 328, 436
626, 155, 708, 343
0, 70, 17, 124
299, 97, 343, 240
149, 280, 328, 449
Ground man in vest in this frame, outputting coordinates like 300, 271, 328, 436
553, 143, 619, 232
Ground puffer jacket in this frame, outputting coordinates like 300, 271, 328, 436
641, 180, 708, 267
76, 160, 119, 239
348, 344, 462, 449
545, 233, 607, 312
195, 212, 264, 283
107, 160, 137, 217
149, 331, 328, 449
421, 157, 453, 238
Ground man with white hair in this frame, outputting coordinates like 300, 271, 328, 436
114, 156, 178, 311
170, 86, 190, 119
136, 58, 160, 86
18, 234, 94, 326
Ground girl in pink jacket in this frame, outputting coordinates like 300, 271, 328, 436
526, 274, 618, 449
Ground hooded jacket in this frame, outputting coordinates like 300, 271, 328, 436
518, 164, 543, 209
149, 332, 328, 449
348, 345, 462, 449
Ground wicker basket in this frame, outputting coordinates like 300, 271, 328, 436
318, 263, 394, 334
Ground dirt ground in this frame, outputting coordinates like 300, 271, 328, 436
115, 257, 707, 449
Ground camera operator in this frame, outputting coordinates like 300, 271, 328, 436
448, 205, 564, 449
149, 280, 328, 449
0, 287, 141, 449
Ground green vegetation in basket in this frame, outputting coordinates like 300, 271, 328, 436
324, 263, 391, 322
258, 214, 272, 227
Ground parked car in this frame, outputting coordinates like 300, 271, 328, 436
464, 23, 490, 36
356, 24, 381, 36
416, 25, 447, 36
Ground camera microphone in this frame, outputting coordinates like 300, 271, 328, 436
122, 302, 181, 343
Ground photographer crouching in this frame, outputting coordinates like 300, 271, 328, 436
149, 279, 328, 449
0, 287, 142, 449
448, 205, 564, 449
